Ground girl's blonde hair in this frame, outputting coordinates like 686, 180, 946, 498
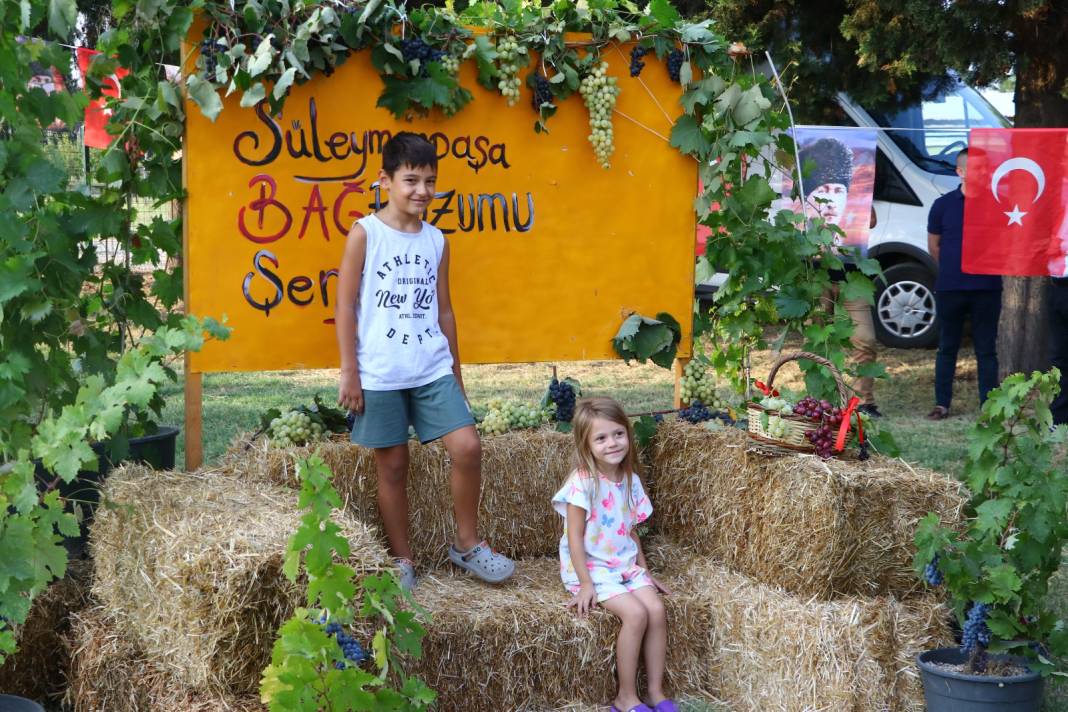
569, 396, 641, 513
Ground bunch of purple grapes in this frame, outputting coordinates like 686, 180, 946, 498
629, 46, 649, 77
678, 400, 714, 423
531, 74, 553, 111
323, 620, 368, 668
796, 397, 845, 458
961, 602, 992, 654
666, 49, 684, 82
548, 378, 576, 423
200, 39, 222, 77
400, 37, 445, 76
923, 555, 944, 586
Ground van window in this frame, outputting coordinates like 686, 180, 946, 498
867, 79, 1010, 176
873, 149, 922, 206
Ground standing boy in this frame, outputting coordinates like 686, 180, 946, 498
926, 149, 1002, 420
335, 132, 514, 588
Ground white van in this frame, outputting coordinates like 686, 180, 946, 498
700, 76, 1012, 348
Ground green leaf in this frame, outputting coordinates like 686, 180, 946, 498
48, 0, 76, 36
975, 498, 1014, 534
240, 82, 266, 108
615, 314, 642, 341
669, 114, 704, 156
632, 323, 672, 360
273, 67, 297, 100
186, 75, 223, 121
840, 271, 875, 305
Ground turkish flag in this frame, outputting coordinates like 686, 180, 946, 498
76, 47, 129, 149
962, 129, 1068, 278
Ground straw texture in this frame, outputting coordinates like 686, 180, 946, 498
89, 464, 392, 694
649, 422, 966, 598
226, 429, 575, 566
66, 605, 263, 712
0, 559, 92, 702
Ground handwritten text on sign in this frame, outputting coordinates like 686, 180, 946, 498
185, 44, 696, 372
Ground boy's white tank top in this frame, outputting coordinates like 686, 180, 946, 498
355, 214, 454, 390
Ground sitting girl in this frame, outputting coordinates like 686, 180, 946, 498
552, 396, 677, 712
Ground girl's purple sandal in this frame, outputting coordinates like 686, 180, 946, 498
653, 701, 679, 712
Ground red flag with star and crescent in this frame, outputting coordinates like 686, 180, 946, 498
962, 128, 1068, 278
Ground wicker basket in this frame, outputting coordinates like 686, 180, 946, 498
746, 351, 850, 456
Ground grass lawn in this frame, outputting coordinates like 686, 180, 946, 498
158, 343, 1068, 710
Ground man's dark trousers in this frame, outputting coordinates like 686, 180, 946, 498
1051, 278, 1068, 425
934, 290, 1002, 410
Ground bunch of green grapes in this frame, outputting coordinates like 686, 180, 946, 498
766, 414, 788, 439
579, 61, 619, 168
269, 410, 325, 448
495, 35, 525, 106
759, 396, 795, 416
477, 398, 553, 435
680, 361, 728, 410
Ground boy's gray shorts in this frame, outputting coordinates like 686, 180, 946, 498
349, 374, 474, 448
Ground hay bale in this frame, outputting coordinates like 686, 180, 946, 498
649, 422, 966, 598
226, 428, 575, 566
0, 559, 92, 702
410, 556, 717, 712
89, 465, 392, 695
67, 605, 263, 712
678, 556, 953, 712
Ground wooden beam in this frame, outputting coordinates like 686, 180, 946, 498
184, 363, 203, 471
673, 357, 689, 410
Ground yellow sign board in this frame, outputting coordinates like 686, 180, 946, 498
185, 44, 696, 372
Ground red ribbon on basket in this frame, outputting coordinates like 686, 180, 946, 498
834, 396, 865, 452
754, 380, 779, 397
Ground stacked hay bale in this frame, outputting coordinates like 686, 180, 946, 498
75, 464, 391, 707
227, 428, 575, 566
66, 606, 262, 712
646, 421, 963, 711
409, 556, 717, 712
649, 422, 966, 598
67, 421, 962, 711
0, 559, 92, 704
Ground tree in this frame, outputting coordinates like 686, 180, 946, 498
706, 0, 1068, 375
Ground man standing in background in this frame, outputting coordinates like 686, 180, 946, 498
802, 137, 882, 417
926, 149, 1003, 420
1050, 274, 1068, 425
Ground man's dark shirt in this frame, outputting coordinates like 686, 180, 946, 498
927, 187, 1002, 291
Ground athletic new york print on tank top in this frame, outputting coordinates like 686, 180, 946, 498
355, 214, 454, 390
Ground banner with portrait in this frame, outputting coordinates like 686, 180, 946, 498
770, 127, 877, 254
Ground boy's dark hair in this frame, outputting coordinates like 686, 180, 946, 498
799, 137, 853, 189
382, 132, 438, 175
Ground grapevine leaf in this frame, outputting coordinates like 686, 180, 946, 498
669, 114, 703, 156
840, 271, 875, 305
186, 75, 223, 121
632, 323, 672, 360
614, 314, 642, 341
240, 82, 266, 108
48, 0, 77, 37
273, 67, 297, 100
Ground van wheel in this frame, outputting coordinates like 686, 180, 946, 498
873, 262, 939, 348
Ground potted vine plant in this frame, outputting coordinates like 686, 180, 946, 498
913, 370, 1068, 711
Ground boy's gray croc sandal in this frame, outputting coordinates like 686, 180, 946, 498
394, 558, 417, 591
448, 540, 515, 583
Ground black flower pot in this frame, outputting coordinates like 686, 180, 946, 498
33, 426, 180, 555
918, 647, 1044, 711
0, 694, 45, 711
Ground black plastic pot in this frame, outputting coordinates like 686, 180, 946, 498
33, 426, 180, 554
0, 694, 45, 711
918, 648, 1044, 711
